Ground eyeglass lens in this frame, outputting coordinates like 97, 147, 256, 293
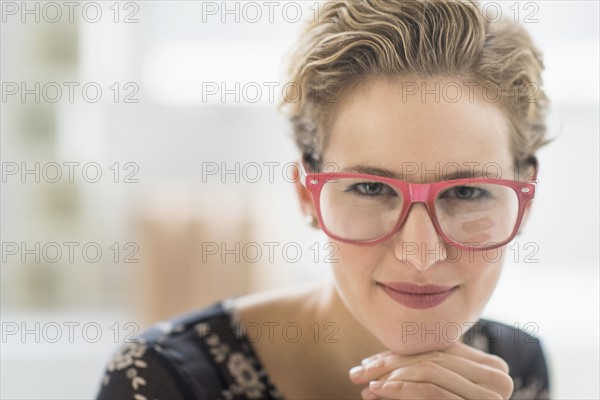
319, 178, 520, 246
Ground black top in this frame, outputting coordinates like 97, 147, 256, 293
96, 298, 550, 400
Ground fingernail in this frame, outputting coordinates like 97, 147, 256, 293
369, 380, 384, 389
360, 356, 377, 366
349, 366, 364, 378
364, 357, 382, 371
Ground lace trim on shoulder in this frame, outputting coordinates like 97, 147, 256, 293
192, 298, 285, 400
102, 340, 156, 400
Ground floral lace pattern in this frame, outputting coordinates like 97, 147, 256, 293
104, 341, 151, 399
195, 321, 274, 399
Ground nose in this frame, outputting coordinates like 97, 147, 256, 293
392, 203, 447, 270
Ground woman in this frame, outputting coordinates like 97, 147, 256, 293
97, 1, 550, 398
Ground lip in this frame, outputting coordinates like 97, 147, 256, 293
377, 282, 458, 309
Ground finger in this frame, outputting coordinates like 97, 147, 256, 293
369, 380, 463, 400
350, 352, 412, 384
384, 360, 508, 399
361, 386, 381, 400
361, 350, 394, 366
350, 345, 510, 388
350, 351, 512, 399
443, 342, 510, 374
420, 351, 513, 394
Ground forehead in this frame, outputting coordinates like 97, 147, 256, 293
323, 77, 513, 181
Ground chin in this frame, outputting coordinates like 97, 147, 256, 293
372, 311, 475, 356
382, 332, 459, 355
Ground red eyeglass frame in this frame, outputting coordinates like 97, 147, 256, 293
299, 162, 537, 250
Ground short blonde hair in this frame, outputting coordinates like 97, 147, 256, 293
280, 0, 550, 173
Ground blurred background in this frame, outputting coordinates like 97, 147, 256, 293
1, 1, 598, 398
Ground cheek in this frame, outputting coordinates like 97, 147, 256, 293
459, 249, 506, 320
331, 242, 383, 289
329, 242, 385, 318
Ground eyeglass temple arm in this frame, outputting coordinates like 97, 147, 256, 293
297, 159, 310, 187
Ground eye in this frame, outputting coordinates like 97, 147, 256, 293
348, 182, 394, 196
442, 186, 489, 200
455, 186, 476, 199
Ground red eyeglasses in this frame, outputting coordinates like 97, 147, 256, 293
300, 163, 536, 250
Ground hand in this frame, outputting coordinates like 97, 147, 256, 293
349, 342, 513, 399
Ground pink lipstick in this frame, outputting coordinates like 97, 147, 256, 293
378, 282, 458, 309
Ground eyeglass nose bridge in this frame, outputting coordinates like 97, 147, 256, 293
408, 183, 431, 203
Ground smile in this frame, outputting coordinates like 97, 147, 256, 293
377, 282, 459, 310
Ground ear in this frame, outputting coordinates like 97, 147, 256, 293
292, 163, 319, 227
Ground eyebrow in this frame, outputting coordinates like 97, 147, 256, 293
344, 165, 486, 182
346, 165, 398, 178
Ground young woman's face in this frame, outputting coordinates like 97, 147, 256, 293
317, 77, 516, 355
